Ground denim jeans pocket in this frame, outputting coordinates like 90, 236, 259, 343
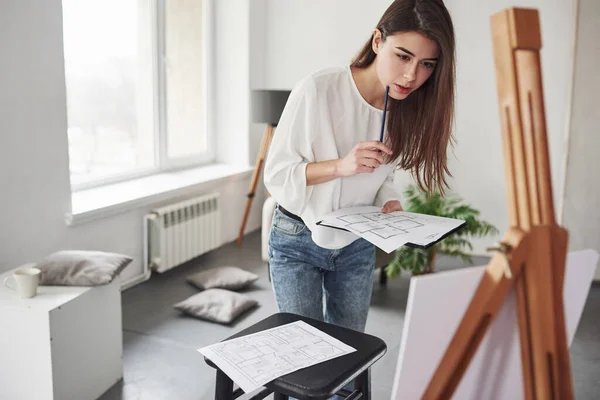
272, 208, 306, 236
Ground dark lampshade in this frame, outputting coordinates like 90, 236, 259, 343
251, 90, 291, 126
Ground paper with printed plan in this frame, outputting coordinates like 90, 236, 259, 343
198, 321, 356, 393
317, 206, 466, 253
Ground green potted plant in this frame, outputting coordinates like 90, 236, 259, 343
385, 184, 499, 277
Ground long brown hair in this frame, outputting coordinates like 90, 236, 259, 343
351, 0, 455, 194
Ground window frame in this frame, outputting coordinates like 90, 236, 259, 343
69, 0, 215, 192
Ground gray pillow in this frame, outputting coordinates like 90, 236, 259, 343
174, 289, 259, 324
37, 250, 132, 286
186, 266, 259, 291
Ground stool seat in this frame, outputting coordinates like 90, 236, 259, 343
204, 312, 387, 400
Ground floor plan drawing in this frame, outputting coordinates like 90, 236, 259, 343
297, 340, 340, 359
198, 321, 356, 393
342, 213, 426, 239
317, 206, 466, 253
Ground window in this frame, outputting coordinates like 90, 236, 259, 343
62, 0, 212, 189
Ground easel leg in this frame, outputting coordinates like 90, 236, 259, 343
236, 125, 274, 247
524, 226, 573, 399
551, 228, 574, 399
514, 269, 536, 400
422, 230, 527, 399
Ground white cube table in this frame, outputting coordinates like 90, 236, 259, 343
0, 268, 123, 400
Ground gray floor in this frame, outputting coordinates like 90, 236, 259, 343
100, 231, 600, 400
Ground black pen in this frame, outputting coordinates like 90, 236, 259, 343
379, 86, 390, 143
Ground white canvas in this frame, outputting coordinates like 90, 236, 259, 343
391, 249, 599, 400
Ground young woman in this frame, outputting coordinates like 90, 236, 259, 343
264, 0, 456, 333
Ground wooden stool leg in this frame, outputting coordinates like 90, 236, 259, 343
354, 369, 371, 400
215, 370, 234, 400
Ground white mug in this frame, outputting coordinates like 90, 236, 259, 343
3, 264, 41, 299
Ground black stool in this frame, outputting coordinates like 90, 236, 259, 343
204, 313, 387, 400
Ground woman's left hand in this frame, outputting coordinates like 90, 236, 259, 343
382, 200, 403, 214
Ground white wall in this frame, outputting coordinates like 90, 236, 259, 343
0, 0, 265, 283
249, 0, 270, 200
259, 0, 577, 255
562, 0, 600, 280
0, 1, 73, 268
263, 0, 391, 89
215, 0, 250, 167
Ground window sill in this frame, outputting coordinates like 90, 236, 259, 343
67, 163, 254, 226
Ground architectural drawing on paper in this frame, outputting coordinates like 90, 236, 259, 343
317, 206, 466, 253
209, 323, 348, 386
338, 212, 425, 239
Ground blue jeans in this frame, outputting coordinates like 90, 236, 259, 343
268, 207, 376, 333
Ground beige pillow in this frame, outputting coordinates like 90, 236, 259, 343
186, 266, 259, 291
174, 289, 259, 324
37, 250, 132, 286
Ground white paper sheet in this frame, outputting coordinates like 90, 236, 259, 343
198, 320, 356, 393
317, 206, 465, 253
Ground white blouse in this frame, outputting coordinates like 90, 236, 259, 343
264, 66, 401, 250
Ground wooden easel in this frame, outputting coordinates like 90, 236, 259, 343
422, 8, 574, 400
236, 124, 275, 247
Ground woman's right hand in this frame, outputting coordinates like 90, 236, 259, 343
336, 141, 393, 177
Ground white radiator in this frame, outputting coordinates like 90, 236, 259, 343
145, 193, 221, 273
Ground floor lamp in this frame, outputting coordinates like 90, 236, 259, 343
236, 90, 291, 247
